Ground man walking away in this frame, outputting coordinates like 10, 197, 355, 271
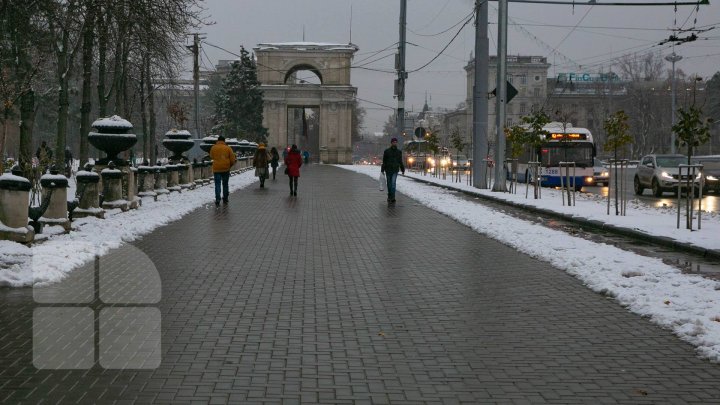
285, 144, 303, 196
380, 137, 405, 203
209, 135, 236, 206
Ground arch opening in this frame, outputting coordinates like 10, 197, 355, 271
284, 64, 323, 85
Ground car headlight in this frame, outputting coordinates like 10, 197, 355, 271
601, 171, 609, 177
696, 171, 703, 179
707, 175, 718, 181
661, 171, 673, 179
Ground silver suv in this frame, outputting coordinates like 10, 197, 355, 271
634, 154, 700, 197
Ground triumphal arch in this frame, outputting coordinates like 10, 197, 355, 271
254, 42, 358, 164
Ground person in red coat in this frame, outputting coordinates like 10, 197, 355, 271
284, 144, 303, 196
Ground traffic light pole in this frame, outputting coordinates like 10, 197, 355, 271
395, 0, 407, 145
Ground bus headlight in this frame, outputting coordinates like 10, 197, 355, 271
585, 177, 593, 183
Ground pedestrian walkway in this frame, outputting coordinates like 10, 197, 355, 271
1, 164, 720, 403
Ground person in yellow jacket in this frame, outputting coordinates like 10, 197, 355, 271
209, 135, 237, 206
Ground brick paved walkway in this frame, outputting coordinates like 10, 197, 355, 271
2, 164, 720, 404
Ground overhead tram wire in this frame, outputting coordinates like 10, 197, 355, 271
411, 0, 452, 32
407, 12, 474, 73
408, 9, 475, 37
544, 5, 594, 62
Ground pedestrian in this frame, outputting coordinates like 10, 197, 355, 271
35, 141, 53, 174
253, 143, 270, 188
285, 144, 303, 196
270, 146, 280, 180
302, 149, 310, 164
380, 137, 405, 203
209, 135, 236, 206
64, 147, 73, 177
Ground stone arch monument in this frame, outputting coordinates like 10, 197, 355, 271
254, 42, 358, 164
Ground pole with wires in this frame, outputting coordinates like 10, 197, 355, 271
192, 33, 201, 138
473, 0, 489, 189
395, 0, 407, 144
492, 0, 508, 192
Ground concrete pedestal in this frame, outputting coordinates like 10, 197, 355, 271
101, 168, 129, 211
39, 174, 71, 231
178, 163, 194, 189
166, 164, 181, 192
154, 166, 169, 195
73, 170, 105, 219
0, 174, 34, 243
138, 166, 158, 199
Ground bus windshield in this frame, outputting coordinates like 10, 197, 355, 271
541, 143, 594, 167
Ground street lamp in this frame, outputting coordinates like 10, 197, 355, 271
665, 52, 683, 154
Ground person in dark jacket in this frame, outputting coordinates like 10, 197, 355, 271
284, 144, 303, 196
270, 147, 280, 180
253, 143, 270, 188
380, 137, 405, 203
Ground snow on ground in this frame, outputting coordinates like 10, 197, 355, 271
1, 164, 720, 362
338, 164, 720, 362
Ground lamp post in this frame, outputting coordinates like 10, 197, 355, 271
665, 52, 682, 154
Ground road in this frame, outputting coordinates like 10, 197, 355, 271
582, 166, 720, 213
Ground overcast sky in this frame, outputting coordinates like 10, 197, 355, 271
190, 0, 720, 134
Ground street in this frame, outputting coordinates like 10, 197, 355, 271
583, 166, 720, 213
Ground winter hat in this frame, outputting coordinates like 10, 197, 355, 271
391, 137, 398, 143
217, 135, 225, 141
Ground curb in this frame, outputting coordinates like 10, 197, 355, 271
405, 174, 720, 261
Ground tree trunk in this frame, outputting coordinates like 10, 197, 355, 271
96, 7, 108, 117
140, 60, 148, 161
145, 58, 156, 164
55, 26, 71, 170
19, 89, 35, 178
79, 0, 96, 165
112, 36, 123, 114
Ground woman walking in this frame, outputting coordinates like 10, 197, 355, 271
270, 147, 280, 180
284, 144, 303, 196
253, 143, 270, 188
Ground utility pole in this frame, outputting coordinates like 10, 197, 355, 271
472, 0, 489, 189
665, 52, 682, 154
395, 0, 407, 145
492, 0, 508, 192
192, 33, 201, 138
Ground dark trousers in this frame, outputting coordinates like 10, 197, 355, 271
385, 171, 398, 199
288, 176, 298, 193
214, 171, 230, 202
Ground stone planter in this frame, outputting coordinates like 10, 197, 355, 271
162, 129, 195, 163
88, 115, 137, 165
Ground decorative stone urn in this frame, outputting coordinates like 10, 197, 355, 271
162, 129, 195, 163
88, 115, 137, 165
199, 136, 218, 155
0, 170, 34, 242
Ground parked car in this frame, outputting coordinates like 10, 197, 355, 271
692, 155, 720, 194
634, 154, 701, 197
590, 157, 609, 186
